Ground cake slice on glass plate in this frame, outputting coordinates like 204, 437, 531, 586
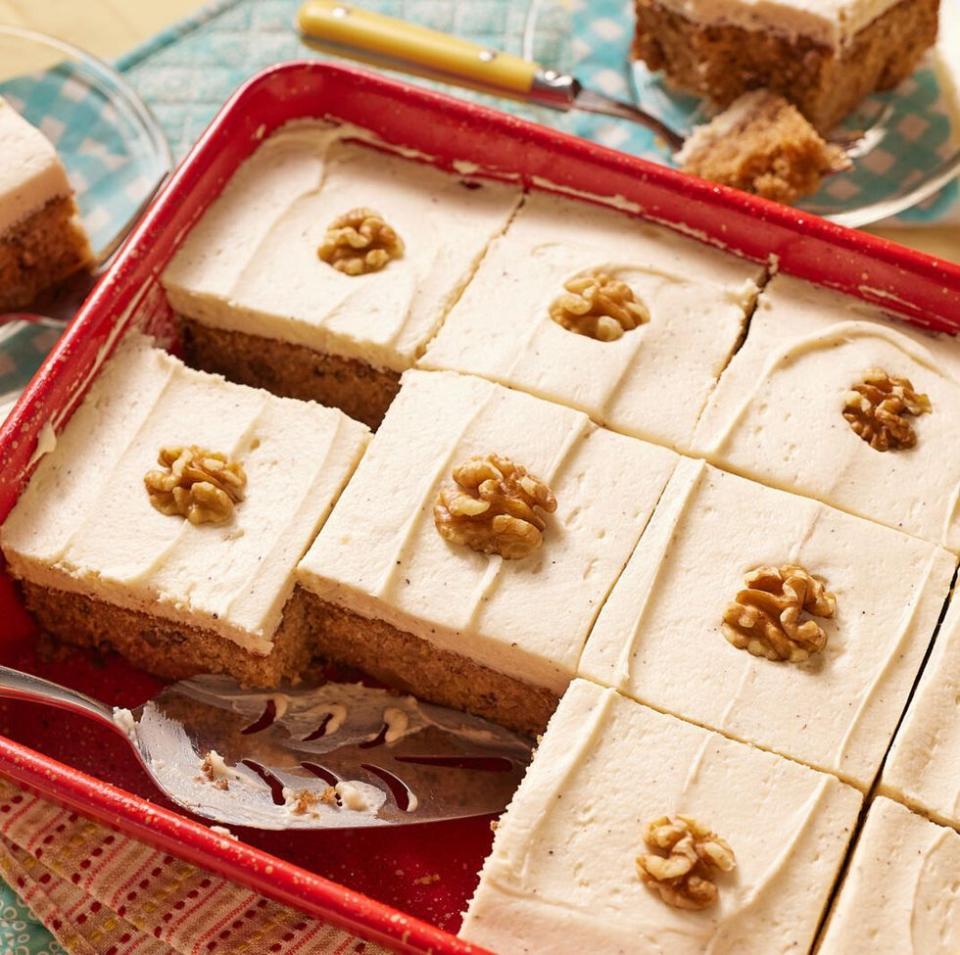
0, 95, 92, 311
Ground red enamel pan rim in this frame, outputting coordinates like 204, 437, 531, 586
0, 61, 957, 955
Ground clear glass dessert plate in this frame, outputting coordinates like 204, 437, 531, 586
0, 27, 173, 412
0, 26, 172, 260
526, 0, 960, 227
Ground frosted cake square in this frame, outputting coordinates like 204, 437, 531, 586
460, 679, 861, 955
693, 274, 960, 552
881, 591, 960, 829
293, 370, 678, 733
0, 96, 91, 310
420, 192, 761, 451
580, 457, 955, 788
161, 124, 521, 428
1, 335, 369, 686
818, 796, 960, 954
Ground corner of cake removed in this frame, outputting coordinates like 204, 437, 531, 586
677, 90, 852, 204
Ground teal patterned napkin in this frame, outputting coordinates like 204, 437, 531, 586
0, 887, 64, 955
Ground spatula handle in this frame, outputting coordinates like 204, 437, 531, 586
297, 0, 574, 105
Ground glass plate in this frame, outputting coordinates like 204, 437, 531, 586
0, 25, 172, 260
527, 0, 960, 227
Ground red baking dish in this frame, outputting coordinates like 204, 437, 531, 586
1, 62, 960, 954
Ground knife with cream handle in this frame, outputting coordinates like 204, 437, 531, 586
296, 0, 685, 149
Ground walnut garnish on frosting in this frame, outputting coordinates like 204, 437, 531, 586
433, 453, 557, 560
549, 272, 650, 342
317, 207, 404, 276
722, 564, 836, 663
145, 445, 246, 525
842, 368, 931, 452
636, 815, 736, 910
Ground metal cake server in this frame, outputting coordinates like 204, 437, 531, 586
0, 667, 532, 830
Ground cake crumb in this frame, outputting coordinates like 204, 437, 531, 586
198, 750, 232, 790
210, 825, 238, 840
291, 786, 338, 815
413, 873, 440, 886
678, 91, 850, 204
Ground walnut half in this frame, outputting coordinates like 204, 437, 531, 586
843, 368, 931, 451
549, 272, 650, 342
145, 445, 246, 525
433, 454, 557, 560
317, 207, 404, 276
637, 815, 736, 910
722, 564, 836, 663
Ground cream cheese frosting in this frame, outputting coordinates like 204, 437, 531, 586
297, 370, 678, 693
579, 457, 956, 789
0, 95, 73, 236
460, 679, 861, 955
692, 275, 960, 552
818, 797, 960, 955
881, 593, 960, 829
161, 122, 521, 373
420, 192, 761, 452
651, 0, 904, 49
1, 335, 369, 655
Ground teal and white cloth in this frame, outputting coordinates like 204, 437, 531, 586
0, 891, 64, 955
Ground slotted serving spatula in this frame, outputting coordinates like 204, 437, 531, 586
0, 667, 532, 830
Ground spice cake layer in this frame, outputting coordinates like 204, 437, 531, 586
633, 0, 940, 131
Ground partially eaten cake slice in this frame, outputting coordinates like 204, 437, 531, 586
678, 91, 851, 202
633, 0, 940, 132
0, 96, 92, 310
1, 334, 369, 686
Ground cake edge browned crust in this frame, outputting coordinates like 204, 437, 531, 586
179, 317, 401, 430
19, 580, 310, 688
632, 0, 939, 131
0, 196, 93, 312
279, 585, 559, 736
